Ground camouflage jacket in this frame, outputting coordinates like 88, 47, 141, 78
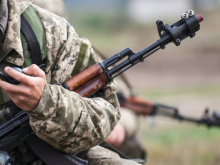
33, 0, 68, 18
0, 0, 120, 154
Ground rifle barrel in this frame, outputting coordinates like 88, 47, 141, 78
173, 115, 220, 127
157, 110, 220, 128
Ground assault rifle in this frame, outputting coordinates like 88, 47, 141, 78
118, 94, 220, 128
0, 10, 203, 165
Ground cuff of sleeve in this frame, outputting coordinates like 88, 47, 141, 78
27, 83, 55, 120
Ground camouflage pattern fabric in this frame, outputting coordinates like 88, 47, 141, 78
33, 0, 67, 18
84, 146, 141, 165
0, 0, 120, 154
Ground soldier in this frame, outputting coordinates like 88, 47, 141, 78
34, 0, 147, 159
0, 0, 140, 164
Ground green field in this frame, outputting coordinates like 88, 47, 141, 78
140, 121, 220, 165
139, 85, 220, 165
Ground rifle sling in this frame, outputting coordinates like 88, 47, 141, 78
0, 13, 43, 124
26, 134, 88, 165
20, 14, 43, 66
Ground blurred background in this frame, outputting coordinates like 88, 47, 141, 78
64, 0, 220, 164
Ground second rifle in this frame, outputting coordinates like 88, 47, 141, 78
118, 93, 220, 128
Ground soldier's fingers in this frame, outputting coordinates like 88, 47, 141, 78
0, 80, 21, 93
4, 85, 30, 95
22, 64, 45, 78
5, 67, 32, 85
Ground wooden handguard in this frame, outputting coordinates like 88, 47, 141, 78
74, 73, 109, 97
120, 96, 154, 115
65, 63, 104, 91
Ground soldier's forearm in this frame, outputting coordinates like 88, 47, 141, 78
29, 83, 120, 153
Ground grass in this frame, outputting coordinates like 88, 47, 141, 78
140, 122, 220, 165
138, 84, 220, 165
141, 121, 220, 147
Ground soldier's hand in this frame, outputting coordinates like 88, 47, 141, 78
105, 123, 125, 148
0, 64, 46, 112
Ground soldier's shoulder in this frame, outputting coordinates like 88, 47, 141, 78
31, 4, 75, 38
33, 0, 67, 18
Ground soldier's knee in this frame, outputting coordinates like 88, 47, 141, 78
84, 146, 141, 165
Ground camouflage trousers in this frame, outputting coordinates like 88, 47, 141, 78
117, 135, 147, 160
81, 146, 141, 165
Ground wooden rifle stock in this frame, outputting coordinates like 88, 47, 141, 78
120, 96, 155, 115
74, 73, 109, 97
65, 63, 103, 91
64, 63, 109, 97
64, 63, 155, 112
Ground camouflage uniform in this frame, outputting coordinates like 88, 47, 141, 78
33, 0, 67, 18
0, 0, 140, 164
